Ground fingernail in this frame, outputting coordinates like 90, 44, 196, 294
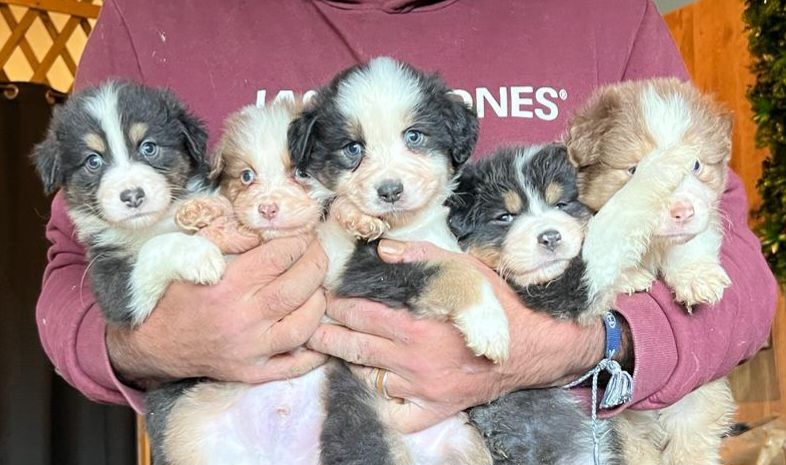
378, 239, 405, 257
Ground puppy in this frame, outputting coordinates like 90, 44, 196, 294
566, 79, 735, 465
32, 81, 223, 327
568, 78, 732, 318
288, 57, 501, 465
144, 101, 330, 465
449, 144, 624, 465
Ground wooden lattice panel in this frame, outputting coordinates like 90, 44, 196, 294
0, 0, 101, 92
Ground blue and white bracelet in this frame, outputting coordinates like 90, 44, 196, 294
563, 311, 634, 465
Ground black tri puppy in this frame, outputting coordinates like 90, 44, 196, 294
33, 81, 224, 327
448, 144, 625, 465
289, 57, 506, 465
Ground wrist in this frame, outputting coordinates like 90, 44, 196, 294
502, 310, 605, 391
105, 325, 173, 390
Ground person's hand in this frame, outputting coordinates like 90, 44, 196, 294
106, 235, 328, 388
307, 239, 607, 433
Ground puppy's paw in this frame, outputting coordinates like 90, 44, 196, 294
198, 216, 261, 254
668, 263, 730, 311
175, 235, 226, 285
176, 196, 233, 233
617, 268, 656, 295
331, 197, 389, 240
350, 216, 389, 241
454, 287, 510, 363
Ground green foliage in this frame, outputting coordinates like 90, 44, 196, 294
744, 0, 786, 282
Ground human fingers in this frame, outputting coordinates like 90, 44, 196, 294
263, 289, 327, 354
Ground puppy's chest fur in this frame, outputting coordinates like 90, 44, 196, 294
320, 205, 460, 291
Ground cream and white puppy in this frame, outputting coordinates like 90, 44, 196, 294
566, 78, 735, 465
568, 78, 732, 318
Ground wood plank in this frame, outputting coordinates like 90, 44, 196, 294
0, 0, 100, 19
136, 415, 151, 465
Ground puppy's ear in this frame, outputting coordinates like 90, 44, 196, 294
447, 164, 479, 239
443, 93, 479, 168
207, 140, 225, 180
178, 111, 208, 163
565, 88, 618, 168
32, 128, 64, 195
288, 110, 318, 171
160, 89, 209, 169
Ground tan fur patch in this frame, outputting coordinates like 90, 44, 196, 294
544, 182, 563, 204
129, 122, 148, 145
164, 382, 248, 465
415, 260, 482, 319
83, 133, 106, 153
466, 245, 502, 270
503, 191, 522, 213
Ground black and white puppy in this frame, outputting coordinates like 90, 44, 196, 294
33, 81, 223, 326
289, 57, 503, 465
448, 145, 624, 465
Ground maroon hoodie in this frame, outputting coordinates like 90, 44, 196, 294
37, 0, 777, 413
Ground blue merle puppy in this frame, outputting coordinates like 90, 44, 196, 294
33, 81, 223, 327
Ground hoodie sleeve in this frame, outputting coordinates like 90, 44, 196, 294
35, 0, 145, 411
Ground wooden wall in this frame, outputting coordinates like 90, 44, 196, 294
665, 0, 786, 424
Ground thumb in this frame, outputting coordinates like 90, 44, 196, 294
377, 239, 454, 264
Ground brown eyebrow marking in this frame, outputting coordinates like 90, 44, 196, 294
129, 122, 149, 145
545, 182, 564, 204
503, 190, 522, 213
83, 133, 106, 153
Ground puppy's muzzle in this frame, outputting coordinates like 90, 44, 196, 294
376, 180, 404, 204
120, 187, 146, 209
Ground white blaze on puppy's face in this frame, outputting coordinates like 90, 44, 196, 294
217, 103, 321, 239
333, 58, 453, 222
85, 84, 173, 229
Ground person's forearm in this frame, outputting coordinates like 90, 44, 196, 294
106, 325, 175, 390
502, 309, 606, 390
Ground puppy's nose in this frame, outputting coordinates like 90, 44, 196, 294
670, 200, 695, 223
537, 229, 562, 251
377, 181, 404, 203
258, 202, 279, 220
120, 188, 145, 209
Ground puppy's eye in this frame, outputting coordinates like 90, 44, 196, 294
404, 129, 424, 146
692, 160, 702, 174
240, 169, 256, 185
139, 140, 159, 158
84, 153, 104, 172
342, 142, 364, 167
493, 213, 514, 223
294, 168, 309, 179
627, 166, 637, 176
555, 202, 568, 209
